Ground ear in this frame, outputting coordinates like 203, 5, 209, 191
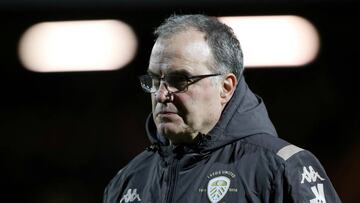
220, 73, 237, 106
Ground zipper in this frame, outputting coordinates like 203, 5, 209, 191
165, 158, 179, 203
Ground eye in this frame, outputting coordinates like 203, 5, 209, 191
167, 74, 188, 90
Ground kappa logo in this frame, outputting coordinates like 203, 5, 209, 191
119, 188, 141, 203
310, 183, 326, 203
207, 176, 230, 203
301, 166, 325, 184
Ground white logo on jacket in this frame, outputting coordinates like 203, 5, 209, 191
310, 183, 326, 203
301, 166, 325, 184
207, 176, 230, 203
119, 188, 141, 203
300, 166, 327, 203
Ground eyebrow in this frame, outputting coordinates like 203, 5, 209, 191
147, 69, 192, 76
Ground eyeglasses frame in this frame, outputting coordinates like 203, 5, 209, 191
139, 73, 222, 94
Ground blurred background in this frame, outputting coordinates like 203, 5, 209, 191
0, 0, 359, 202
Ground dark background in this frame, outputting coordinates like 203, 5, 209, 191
0, 0, 359, 202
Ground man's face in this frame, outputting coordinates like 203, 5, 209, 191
148, 29, 224, 145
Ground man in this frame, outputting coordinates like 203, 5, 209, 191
104, 14, 341, 203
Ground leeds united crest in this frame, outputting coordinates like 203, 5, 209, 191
207, 176, 230, 203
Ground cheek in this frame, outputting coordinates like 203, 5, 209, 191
195, 88, 222, 117
181, 89, 219, 120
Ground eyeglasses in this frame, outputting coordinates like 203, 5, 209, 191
139, 73, 222, 94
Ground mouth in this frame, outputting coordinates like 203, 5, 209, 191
157, 111, 177, 116
155, 110, 181, 123
154, 105, 179, 118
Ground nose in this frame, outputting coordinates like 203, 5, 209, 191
154, 82, 172, 103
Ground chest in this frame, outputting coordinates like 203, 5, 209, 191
117, 151, 275, 203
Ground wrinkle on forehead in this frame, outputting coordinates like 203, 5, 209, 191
149, 30, 214, 74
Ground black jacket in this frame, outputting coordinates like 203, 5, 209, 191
104, 77, 341, 203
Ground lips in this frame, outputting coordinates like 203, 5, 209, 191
157, 111, 177, 115
154, 105, 178, 118
155, 111, 178, 123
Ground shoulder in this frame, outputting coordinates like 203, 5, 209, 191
109, 149, 157, 182
276, 148, 341, 202
240, 133, 300, 161
240, 134, 327, 170
240, 134, 341, 202
103, 150, 158, 203
240, 134, 328, 174
234, 134, 326, 181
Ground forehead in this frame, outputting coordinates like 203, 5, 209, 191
148, 29, 213, 75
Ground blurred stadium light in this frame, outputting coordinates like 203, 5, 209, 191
219, 15, 320, 68
18, 19, 137, 72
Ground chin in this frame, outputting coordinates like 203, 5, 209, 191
156, 122, 196, 144
157, 122, 182, 135
155, 115, 183, 132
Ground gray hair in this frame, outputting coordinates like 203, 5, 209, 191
154, 14, 244, 80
